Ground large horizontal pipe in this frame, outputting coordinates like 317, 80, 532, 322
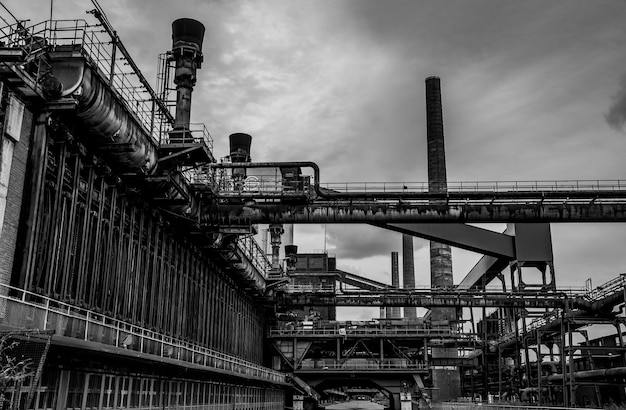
223, 242, 266, 293
50, 57, 158, 173
206, 202, 626, 224
547, 366, 626, 382
278, 293, 569, 308
210, 163, 626, 201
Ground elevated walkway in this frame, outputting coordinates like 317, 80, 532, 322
0, 284, 286, 385
298, 358, 428, 374
210, 177, 626, 224
279, 288, 586, 309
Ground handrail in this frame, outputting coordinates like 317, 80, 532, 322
237, 235, 271, 278
499, 273, 626, 345
269, 327, 474, 338
320, 179, 626, 194
0, 283, 286, 384
0, 19, 174, 144
584, 273, 626, 302
299, 358, 428, 371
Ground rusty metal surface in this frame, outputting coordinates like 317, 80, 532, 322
279, 290, 572, 308
207, 201, 626, 225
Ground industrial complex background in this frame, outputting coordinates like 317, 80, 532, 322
0, 2, 625, 409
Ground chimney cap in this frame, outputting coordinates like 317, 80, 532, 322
172, 18, 205, 51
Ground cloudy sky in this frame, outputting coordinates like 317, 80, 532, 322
5, 0, 626, 319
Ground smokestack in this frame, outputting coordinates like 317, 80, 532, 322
425, 77, 454, 294
387, 252, 401, 319
426, 76, 447, 193
402, 235, 417, 318
171, 18, 205, 132
426, 76, 460, 401
229, 133, 252, 162
229, 132, 252, 181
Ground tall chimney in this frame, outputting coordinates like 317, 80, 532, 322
387, 252, 401, 319
229, 132, 252, 181
402, 235, 417, 318
425, 76, 454, 296
426, 76, 460, 400
171, 18, 205, 132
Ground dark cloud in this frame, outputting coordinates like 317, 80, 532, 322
605, 74, 626, 133
326, 225, 426, 260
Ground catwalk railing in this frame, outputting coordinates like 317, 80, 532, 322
320, 179, 626, 194
236, 235, 272, 278
0, 18, 214, 152
269, 326, 473, 340
298, 358, 428, 371
284, 284, 588, 296
498, 273, 626, 346
432, 404, 602, 410
206, 173, 626, 198
584, 273, 626, 302
0, 284, 286, 384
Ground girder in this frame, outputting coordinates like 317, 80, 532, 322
278, 290, 572, 308
209, 200, 626, 224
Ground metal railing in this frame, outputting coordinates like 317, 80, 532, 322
269, 326, 472, 338
236, 235, 271, 278
8, 19, 168, 142
284, 284, 336, 294
432, 404, 602, 410
0, 284, 285, 384
321, 179, 626, 194
0, 19, 217, 152
499, 273, 626, 345
584, 273, 626, 302
162, 123, 213, 152
206, 172, 312, 197
299, 358, 427, 371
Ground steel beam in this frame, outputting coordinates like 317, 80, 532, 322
380, 223, 515, 258
209, 201, 626, 224
278, 292, 570, 308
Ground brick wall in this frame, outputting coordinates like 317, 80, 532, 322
0, 91, 33, 289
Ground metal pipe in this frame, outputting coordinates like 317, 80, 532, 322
90, 3, 175, 125
547, 366, 626, 382
209, 162, 626, 201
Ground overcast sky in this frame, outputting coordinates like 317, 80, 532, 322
5, 0, 626, 320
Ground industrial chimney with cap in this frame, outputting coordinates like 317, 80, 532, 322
170, 18, 205, 141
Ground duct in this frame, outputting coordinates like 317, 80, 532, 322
207, 201, 626, 224
208, 161, 626, 202
572, 289, 625, 314
49, 58, 157, 173
547, 366, 626, 382
223, 242, 266, 293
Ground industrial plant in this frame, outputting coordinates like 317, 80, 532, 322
0, 2, 624, 409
